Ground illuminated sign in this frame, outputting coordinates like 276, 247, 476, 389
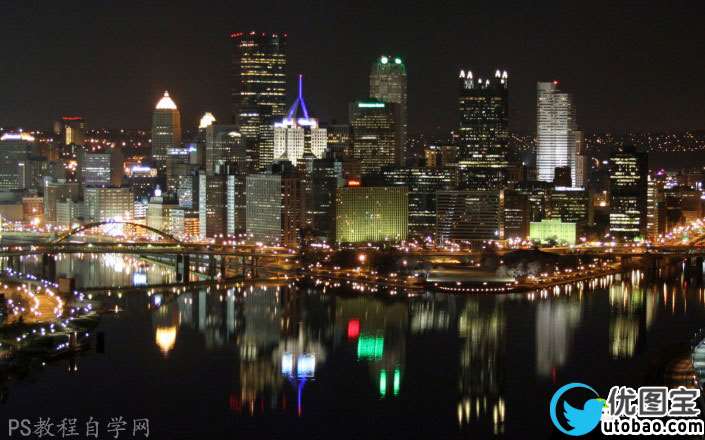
357, 336, 384, 359
281, 352, 294, 376
347, 180, 361, 187
357, 102, 385, 108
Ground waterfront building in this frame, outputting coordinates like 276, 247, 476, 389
151, 91, 182, 170
436, 190, 503, 242
335, 185, 408, 243
609, 145, 648, 240
246, 162, 302, 246
646, 175, 665, 241
22, 196, 44, 225
349, 99, 399, 175
83, 187, 134, 222
536, 81, 578, 185
198, 172, 227, 239
370, 55, 407, 165
43, 179, 81, 224
147, 187, 185, 236
231, 32, 287, 169
381, 167, 457, 237
548, 187, 592, 230
503, 190, 530, 240
529, 219, 577, 245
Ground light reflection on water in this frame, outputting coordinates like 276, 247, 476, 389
2, 256, 705, 438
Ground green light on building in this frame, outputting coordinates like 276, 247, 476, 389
529, 219, 577, 245
393, 368, 401, 395
336, 187, 408, 243
357, 336, 384, 359
394, 57, 402, 64
357, 102, 386, 108
379, 370, 387, 397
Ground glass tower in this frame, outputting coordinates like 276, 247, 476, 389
370, 55, 407, 165
151, 91, 182, 171
536, 81, 577, 185
457, 69, 509, 169
231, 32, 287, 170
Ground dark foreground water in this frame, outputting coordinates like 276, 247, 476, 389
2, 255, 705, 439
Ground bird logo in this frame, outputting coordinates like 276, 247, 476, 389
550, 383, 606, 436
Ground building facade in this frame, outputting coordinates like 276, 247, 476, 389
349, 100, 399, 175
335, 186, 408, 243
151, 91, 182, 170
370, 56, 407, 165
609, 145, 648, 240
536, 81, 578, 185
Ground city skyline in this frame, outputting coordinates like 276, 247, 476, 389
0, 1, 702, 134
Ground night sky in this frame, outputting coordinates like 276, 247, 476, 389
0, 0, 702, 135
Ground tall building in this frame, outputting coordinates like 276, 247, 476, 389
59, 116, 86, 146
349, 99, 399, 175
370, 55, 407, 165
536, 81, 578, 185
324, 124, 352, 159
574, 130, 588, 188
84, 187, 134, 222
273, 75, 327, 166
0, 132, 35, 191
548, 187, 592, 233
147, 188, 185, 236
609, 145, 648, 240
80, 152, 112, 187
382, 167, 457, 237
299, 156, 339, 241
246, 163, 302, 246
205, 125, 244, 174
335, 185, 408, 243
44, 179, 81, 224
231, 32, 287, 169
198, 172, 227, 239
151, 91, 182, 170
646, 175, 665, 241
436, 190, 503, 242
457, 69, 509, 170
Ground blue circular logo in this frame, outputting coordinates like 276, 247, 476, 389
550, 383, 604, 436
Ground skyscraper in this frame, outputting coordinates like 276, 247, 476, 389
349, 99, 399, 175
273, 75, 327, 166
370, 55, 407, 165
536, 81, 578, 185
609, 145, 648, 240
151, 91, 182, 170
457, 69, 509, 169
205, 125, 244, 174
231, 32, 287, 169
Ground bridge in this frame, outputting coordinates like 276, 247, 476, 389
0, 221, 298, 283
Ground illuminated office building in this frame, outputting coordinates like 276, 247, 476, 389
574, 130, 588, 188
147, 187, 184, 236
335, 185, 408, 243
231, 32, 287, 169
548, 187, 592, 233
609, 145, 648, 240
273, 75, 327, 166
503, 190, 530, 240
436, 190, 503, 242
529, 219, 577, 245
646, 175, 665, 241
246, 163, 302, 246
80, 152, 112, 187
349, 99, 399, 175
382, 167, 456, 237
84, 187, 134, 222
205, 125, 244, 174
536, 81, 578, 185
370, 55, 407, 165
198, 172, 227, 239
324, 124, 352, 159
59, 116, 86, 146
0, 132, 35, 190
151, 91, 182, 170
457, 69, 509, 170
43, 179, 81, 224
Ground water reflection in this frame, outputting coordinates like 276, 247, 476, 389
4, 255, 705, 439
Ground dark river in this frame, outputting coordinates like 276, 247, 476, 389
2, 254, 704, 439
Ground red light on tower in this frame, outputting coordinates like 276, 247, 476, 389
553, 80, 559, 85
347, 319, 360, 339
